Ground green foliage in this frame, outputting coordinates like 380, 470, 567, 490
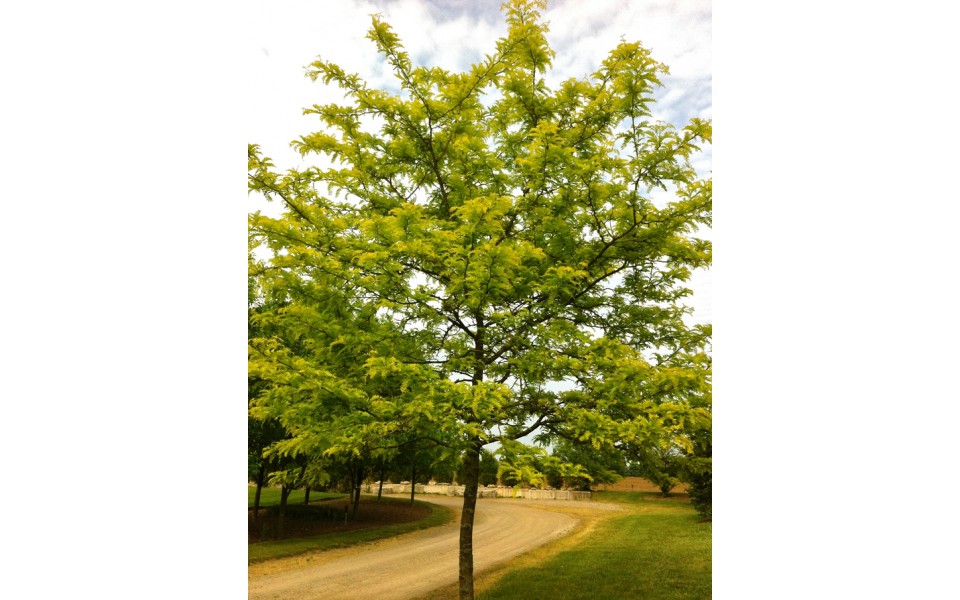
626, 444, 685, 495
248, 411, 286, 482
681, 427, 712, 520
496, 442, 554, 488
478, 448, 500, 486
545, 438, 626, 491
249, 0, 710, 594
249, 0, 710, 476
387, 435, 446, 485
429, 447, 498, 486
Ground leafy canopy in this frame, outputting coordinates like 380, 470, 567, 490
248, 0, 710, 497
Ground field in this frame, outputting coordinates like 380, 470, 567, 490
592, 476, 690, 494
419, 491, 710, 600
475, 491, 710, 599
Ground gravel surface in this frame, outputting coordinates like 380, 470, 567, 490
248, 494, 618, 599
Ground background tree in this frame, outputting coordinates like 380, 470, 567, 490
247, 407, 286, 517
614, 326, 712, 502
388, 436, 435, 504
477, 448, 499, 487
427, 448, 463, 485
627, 443, 685, 496
681, 413, 712, 519
496, 441, 551, 489
249, 1, 711, 597
248, 214, 444, 516
248, 285, 297, 519
428, 448, 497, 487
545, 437, 626, 491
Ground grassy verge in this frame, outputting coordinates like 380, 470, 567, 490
248, 496, 455, 564
248, 486, 345, 508
474, 491, 710, 600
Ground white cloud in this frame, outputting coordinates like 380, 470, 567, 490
248, 0, 710, 165
546, 0, 710, 78
378, 7, 505, 73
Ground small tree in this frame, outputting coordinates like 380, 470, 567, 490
682, 424, 712, 519
391, 436, 442, 504
629, 443, 684, 496
478, 449, 499, 487
247, 410, 286, 517
249, 1, 710, 596
496, 442, 552, 489
546, 437, 626, 491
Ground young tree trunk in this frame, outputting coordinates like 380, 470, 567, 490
304, 485, 311, 504
377, 462, 386, 501
278, 484, 291, 539
410, 466, 417, 505
252, 463, 266, 519
458, 440, 482, 600
352, 465, 365, 517
347, 475, 355, 508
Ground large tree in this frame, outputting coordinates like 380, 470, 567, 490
248, 1, 711, 597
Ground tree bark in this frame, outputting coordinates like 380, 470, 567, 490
410, 466, 417, 505
304, 485, 311, 504
377, 462, 386, 501
459, 314, 485, 600
278, 484, 291, 539
352, 465, 365, 517
458, 440, 482, 600
252, 463, 266, 519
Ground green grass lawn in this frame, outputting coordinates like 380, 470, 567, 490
248, 486, 345, 509
477, 492, 711, 600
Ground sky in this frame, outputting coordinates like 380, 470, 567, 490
247, 0, 712, 324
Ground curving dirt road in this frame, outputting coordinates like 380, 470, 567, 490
248, 494, 611, 599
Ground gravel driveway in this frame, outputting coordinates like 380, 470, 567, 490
248, 494, 619, 599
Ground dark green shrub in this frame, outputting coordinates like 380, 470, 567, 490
681, 428, 711, 520
685, 463, 711, 520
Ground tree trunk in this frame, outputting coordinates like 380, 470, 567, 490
459, 316, 485, 600
458, 441, 482, 600
352, 465, 364, 517
278, 484, 291, 539
410, 466, 417, 505
304, 485, 311, 504
252, 463, 266, 519
377, 462, 386, 501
